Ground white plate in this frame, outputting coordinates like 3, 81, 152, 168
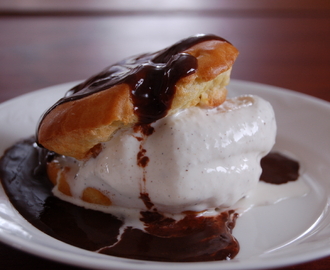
0, 80, 330, 270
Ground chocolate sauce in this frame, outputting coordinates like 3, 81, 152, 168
260, 152, 300, 184
134, 123, 155, 137
0, 138, 240, 262
139, 193, 154, 210
137, 145, 149, 168
37, 34, 230, 134
100, 211, 239, 262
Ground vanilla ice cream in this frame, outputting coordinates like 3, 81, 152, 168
51, 95, 276, 216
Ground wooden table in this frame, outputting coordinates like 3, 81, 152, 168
0, 1, 329, 269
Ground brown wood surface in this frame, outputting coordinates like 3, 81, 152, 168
0, 0, 330, 269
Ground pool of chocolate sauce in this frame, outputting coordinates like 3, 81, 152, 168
260, 152, 300, 184
0, 138, 300, 262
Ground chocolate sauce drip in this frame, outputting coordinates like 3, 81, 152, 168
137, 145, 149, 168
140, 210, 174, 225
134, 123, 155, 137
139, 193, 154, 209
37, 34, 229, 136
260, 152, 300, 184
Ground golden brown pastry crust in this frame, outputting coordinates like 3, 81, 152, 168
47, 160, 72, 196
39, 84, 135, 160
38, 39, 238, 160
47, 160, 112, 206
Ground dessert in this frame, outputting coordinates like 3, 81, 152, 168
37, 34, 238, 160
0, 34, 304, 262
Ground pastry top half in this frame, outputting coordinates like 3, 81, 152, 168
37, 34, 239, 160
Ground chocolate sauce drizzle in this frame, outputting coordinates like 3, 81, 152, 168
37, 34, 229, 131
139, 192, 154, 210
